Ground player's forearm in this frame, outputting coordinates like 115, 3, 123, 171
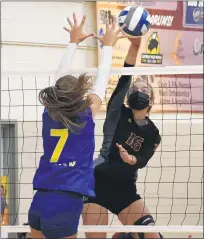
134, 155, 149, 169
125, 43, 140, 66
54, 43, 77, 83
134, 149, 156, 169
107, 44, 139, 111
88, 46, 113, 117
91, 46, 113, 101
107, 61, 134, 111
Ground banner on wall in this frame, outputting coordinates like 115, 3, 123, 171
147, 75, 203, 113
96, 1, 203, 113
138, 29, 203, 66
183, 1, 203, 28
1, 176, 9, 225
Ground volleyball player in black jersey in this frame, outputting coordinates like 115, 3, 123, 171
83, 38, 163, 239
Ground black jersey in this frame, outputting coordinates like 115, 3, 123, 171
99, 62, 161, 182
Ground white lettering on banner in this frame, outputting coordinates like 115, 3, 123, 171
187, 1, 203, 7
150, 15, 174, 27
116, 1, 154, 6
193, 39, 204, 55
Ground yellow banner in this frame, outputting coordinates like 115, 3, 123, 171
1, 176, 9, 225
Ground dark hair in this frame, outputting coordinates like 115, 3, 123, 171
39, 74, 92, 131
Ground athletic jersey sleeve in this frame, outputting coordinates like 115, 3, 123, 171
54, 43, 77, 83
133, 130, 161, 169
100, 62, 134, 159
107, 62, 134, 112
91, 46, 113, 101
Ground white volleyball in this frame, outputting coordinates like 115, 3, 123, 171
118, 6, 151, 37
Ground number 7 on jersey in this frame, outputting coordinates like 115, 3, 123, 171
50, 129, 69, 163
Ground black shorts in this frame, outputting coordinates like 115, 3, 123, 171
83, 159, 141, 215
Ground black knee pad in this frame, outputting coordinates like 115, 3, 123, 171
113, 233, 135, 239
134, 215, 155, 226
134, 215, 163, 239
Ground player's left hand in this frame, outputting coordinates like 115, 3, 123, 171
116, 143, 137, 165
64, 13, 94, 44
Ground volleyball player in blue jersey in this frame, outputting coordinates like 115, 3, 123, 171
83, 37, 163, 239
28, 13, 125, 239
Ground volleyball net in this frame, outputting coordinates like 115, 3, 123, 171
1, 65, 203, 238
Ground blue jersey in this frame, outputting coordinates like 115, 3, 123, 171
33, 108, 95, 197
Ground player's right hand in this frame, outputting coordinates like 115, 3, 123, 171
128, 37, 141, 48
64, 13, 94, 44
94, 17, 126, 47
116, 143, 137, 165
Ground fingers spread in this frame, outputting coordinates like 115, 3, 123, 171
106, 19, 110, 32
63, 26, 70, 33
80, 15, 86, 27
111, 16, 117, 31
80, 33, 94, 42
116, 23, 126, 34
117, 35, 127, 40
73, 12, 78, 25
67, 17, 73, 28
87, 33, 95, 37
94, 35, 103, 42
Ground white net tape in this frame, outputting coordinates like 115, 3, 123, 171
2, 65, 203, 75
1, 225, 203, 234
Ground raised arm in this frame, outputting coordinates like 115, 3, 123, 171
54, 13, 93, 83
107, 38, 141, 112
55, 43, 77, 81
88, 18, 125, 118
99, 39, 141, 160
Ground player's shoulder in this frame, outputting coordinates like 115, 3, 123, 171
42, 107, 52, 120
43, 106, 93, 122
42, 107, 64, 130
79, 107, 93, 120
121, 106, 159, 130
121, 104, 132, 117
42, 106, 94, 135
146, 116, 160, 134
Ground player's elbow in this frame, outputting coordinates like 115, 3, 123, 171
137, 161, 148, 169
88, 93, 102, 118
136, 156, 150, 169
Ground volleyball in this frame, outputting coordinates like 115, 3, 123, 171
118, 6, 151, 37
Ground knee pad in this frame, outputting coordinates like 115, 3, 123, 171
134, 215, 155, 226
112, 233, 134, 239
134, 215, 163, 239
